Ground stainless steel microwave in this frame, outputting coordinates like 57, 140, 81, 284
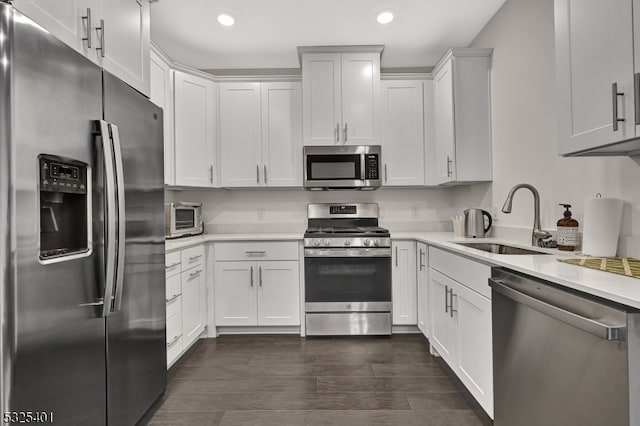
165, 202, 204, 239
303, 145, 382, 190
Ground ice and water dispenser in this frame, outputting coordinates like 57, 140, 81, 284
38, 154, 90, 261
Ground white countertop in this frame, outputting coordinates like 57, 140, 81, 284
165, 231, 640, 309
394, 232, 640, 310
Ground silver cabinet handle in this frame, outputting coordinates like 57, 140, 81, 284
256, 165, 260, 184
189, 269, 202, 278
263, 165, 267, 184
446, 156, 453, 177
259, 266, 263, 287
635, 74, 640, 125
384, 164, 388, 183
490, 279, 625, 340
343, 122, 348, 142
444, 285, 449, 313
167, 335, 181, 348
209, 165, 214, 183
395, 246, 398, 267
336, 123, 340, 142
419, 249, 425, 271
189, 255, 203, 261
612, 82, 625, 131
96, 19, 105, 58
165, 262, 181, 269
250, 266, 254, 287
78, 299, 105, 307
82, 8, 92, 48
449, 290, 457, 318
245, 250, 267, 255
166, 293, 180, 303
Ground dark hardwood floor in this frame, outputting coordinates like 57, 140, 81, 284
146, 334, 484, 426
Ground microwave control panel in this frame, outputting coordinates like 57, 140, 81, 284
365, 154, 379, 180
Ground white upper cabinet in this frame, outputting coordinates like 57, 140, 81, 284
431, 49, 492, 185
555, 0, 636, 155
14, 0, 151, 96
301, 48, 381, 146
173, 71, 217, 187
149, 47, 174, 185
219, 81, 302, 187
219, 83, 263, 187
261, 82, 303, 187
381, 80, 425, 186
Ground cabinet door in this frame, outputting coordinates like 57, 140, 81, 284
95, 0, 150, 96
555, 0, 635, 155
455, 283, 493, 418
181, 266, 205, 349
391, 241, 417, 325
428, 268, 456, 366
174, 71, 216, 187
219, 83, 263, 187
433, 59, 456, 184
256, 261, 300, 326
214, 261, 257, 326
149, 49, 174, 185
261, 82, 303, 187
13, 0, 93, 59
341, 53, 380, 145
381, 80, 425, 186
302, 53, 342, 145
416, 243, 429, 337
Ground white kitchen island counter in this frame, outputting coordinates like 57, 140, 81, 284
392, 231, 640, 310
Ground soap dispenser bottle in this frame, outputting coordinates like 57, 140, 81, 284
557, 204, 579, 251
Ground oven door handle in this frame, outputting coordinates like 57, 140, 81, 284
304, 248, 392, 257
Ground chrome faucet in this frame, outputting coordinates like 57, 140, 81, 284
501, 184, 552, 247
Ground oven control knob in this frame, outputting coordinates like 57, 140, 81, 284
344, 239, 351, 246
313, 239, 321, 247
324, 239, 331, 246
373, 239, 379, 246
364, 238, 372, 246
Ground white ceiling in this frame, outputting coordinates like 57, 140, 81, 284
150, 0, 506, 70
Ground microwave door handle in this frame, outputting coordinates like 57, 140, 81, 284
360, 154, 366, 180
109, 123, 127, 313
97, 120, 117, 318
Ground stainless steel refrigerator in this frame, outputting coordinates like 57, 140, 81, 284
0, 3, 166, 425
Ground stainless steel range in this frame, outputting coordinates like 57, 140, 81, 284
304, 203, 392, 335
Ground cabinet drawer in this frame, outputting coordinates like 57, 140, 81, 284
181, 245, 205, 271
166, 311, 183, 366
214, 242, 299, 261
166, 272, 182, 301
166, 294, 182, 318
165, 251, 181, 277
429, 246, 491, 298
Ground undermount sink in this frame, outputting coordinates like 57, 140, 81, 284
455, 242, 550, 255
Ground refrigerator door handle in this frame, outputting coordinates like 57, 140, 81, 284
98, 120, 118, 317
109, 124, 127, 312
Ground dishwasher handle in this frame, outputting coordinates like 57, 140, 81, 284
489, 278, 626, 341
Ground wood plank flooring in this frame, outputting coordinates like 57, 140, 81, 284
146, 335, 484, 426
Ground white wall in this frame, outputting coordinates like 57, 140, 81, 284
468, 0, 640, 255
166, 187, 457, 234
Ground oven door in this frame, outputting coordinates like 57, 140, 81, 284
304, 250, 391, 311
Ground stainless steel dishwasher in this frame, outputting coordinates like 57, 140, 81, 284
490, 268, 640, 426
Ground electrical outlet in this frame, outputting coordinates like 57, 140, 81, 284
492, 206, 499, 222
411, 206, 419, 219
257, 209, 265, 221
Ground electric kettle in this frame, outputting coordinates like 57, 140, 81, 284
464, 208, 493, 238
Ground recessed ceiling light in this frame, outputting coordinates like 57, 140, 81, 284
217, 14, 235, 27
377, 11, 394, 24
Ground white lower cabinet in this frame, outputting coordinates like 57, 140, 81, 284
214, 242, 300, 328
416, 242, 429, 337
391, 241, 417, 325
165, 244, 207, 368
428, 246, 493, 419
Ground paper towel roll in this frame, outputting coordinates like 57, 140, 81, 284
581, 197, 623, 257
